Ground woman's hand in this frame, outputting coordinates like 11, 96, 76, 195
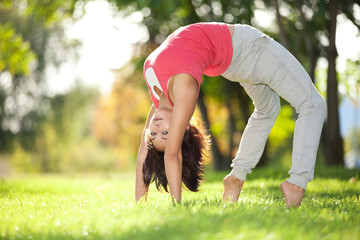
165, 73, 199, 202
135, 104, 156, 202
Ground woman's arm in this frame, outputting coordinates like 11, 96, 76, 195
165, 73, 199, 202
135, 104, 156, 202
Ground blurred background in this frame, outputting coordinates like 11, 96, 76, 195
0, 0, 359, 176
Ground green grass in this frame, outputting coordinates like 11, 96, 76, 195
0, 167, 359, 240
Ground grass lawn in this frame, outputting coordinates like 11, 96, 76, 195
0, 167, 359, 240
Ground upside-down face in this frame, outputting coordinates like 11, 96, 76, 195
148, 108, 172, 152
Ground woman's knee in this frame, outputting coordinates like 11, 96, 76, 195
299, 94, 327, 121
316, 96, 327, 121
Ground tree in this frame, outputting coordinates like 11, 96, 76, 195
13, 84, 101, 172
323, 0, 344, 165
0, 0, 80, 152
264, 0, 359, 166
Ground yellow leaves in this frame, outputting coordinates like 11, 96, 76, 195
92, 94, 118, 146
92, 68, 151, 168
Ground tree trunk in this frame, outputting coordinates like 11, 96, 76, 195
257, 143, 268, 167
274, 0, 290, 51
295, 0, 319, 82
225, 81, 236, 161
323, 0, 344, 166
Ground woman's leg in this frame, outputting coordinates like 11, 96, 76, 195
259, 38, 327, 190
222, 24, 326, 205
230, 83, 281, 181
223, 83, 281, 202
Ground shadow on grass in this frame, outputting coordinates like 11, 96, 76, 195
204, 165, 360, 183
307, 189, 360, 199
203, 166, 290, 183
314, 167, 360, 180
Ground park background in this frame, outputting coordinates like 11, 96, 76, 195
0, 0, 359, 175
1, 1, 360, 240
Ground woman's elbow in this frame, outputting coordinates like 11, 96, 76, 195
164, 151, 181, 164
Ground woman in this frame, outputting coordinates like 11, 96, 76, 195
135, 22, 327, 208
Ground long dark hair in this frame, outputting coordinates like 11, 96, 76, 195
142, 118, 211, 192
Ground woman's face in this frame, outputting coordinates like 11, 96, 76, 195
149, 108, 172, 152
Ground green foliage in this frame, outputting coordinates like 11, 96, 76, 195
0, 23, 35, 75
314, 65, 328, 99
10, 142, 39, 173
9, 85, 114, 173
0, 0, 82, 152
269, 104, 295, 149
10, 136, 119, 173
24, 0, 76, 26
63, 138, 119, 172
48, 86, 99, 145
0, 168, 359, 239
338, 59, 360, 101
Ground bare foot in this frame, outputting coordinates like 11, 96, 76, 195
223, 174, 244, 202
280, 181, 305, 208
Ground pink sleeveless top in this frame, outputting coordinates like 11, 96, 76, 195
143, 22, 233, 108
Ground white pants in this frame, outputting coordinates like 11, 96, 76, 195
221, 24, 327, 189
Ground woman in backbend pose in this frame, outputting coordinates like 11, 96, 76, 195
135, 22, 327, 208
